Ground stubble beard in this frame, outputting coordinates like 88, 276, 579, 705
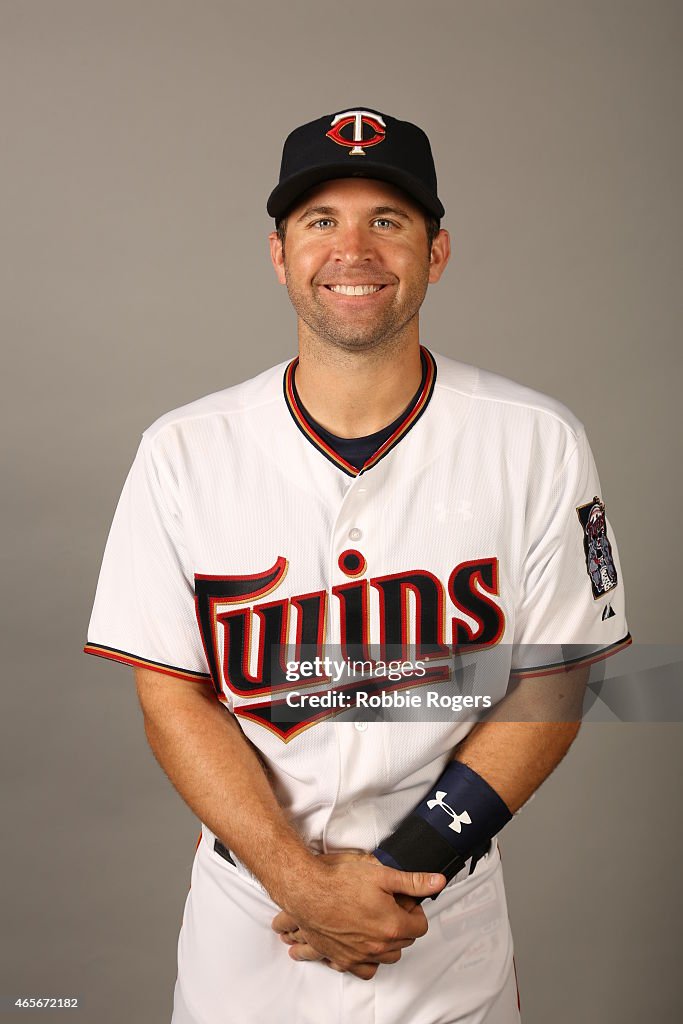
283, 261, 430, 355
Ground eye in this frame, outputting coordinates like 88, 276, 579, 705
311, 218, 335, 229
373, 218, 397, 229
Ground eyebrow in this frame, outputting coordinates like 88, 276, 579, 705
295, 204, 413, 223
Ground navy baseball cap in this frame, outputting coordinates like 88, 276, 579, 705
267, 106, 445, 221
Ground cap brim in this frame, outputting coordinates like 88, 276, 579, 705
267, 162, 444, 220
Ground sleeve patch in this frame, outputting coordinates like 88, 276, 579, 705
576, 495, 619, 599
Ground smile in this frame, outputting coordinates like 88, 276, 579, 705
324, 284, 386, 296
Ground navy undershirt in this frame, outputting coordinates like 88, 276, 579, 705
292, 351, 428, 471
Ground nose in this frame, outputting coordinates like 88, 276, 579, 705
332, 222, 376, 265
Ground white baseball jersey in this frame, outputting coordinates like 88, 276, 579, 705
85, 348, 629, 1023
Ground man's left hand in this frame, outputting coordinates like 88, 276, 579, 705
271, 851, 419, 975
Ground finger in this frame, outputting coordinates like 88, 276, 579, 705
278, 930, 303, 946
377, 936, 416, 952
355, 944, 407, 964
394, 893, 419, 911
271, 911, 300, 934
323, 960, 380, 980
324, 961, 346, 973
359, 934, 416, 954
288, 942, 383, 977
288, 944, 326, 962
374, 949, 402, 965
382, 868, 446, 900
347, 963, 379, 981
373, 899, 430, 941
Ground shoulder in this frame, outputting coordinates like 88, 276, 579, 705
431, 349, 585, 441
140, 359, 292, 450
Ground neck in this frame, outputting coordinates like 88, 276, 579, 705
294, 329, 424, 439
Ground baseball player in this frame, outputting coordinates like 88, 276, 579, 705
85, 107, 630, 1023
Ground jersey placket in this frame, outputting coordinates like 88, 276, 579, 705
323, 469, 383, 854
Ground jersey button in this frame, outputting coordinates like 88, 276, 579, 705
354, 721, 368, 732
348, 528, 362, 541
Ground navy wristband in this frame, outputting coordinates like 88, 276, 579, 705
373, 761, 512, 884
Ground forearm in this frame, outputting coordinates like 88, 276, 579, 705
134, 668, 314, 909
372, 663, 587, 886
135, 668, 443, 976
452, 719, 580, 813
451, 664, 588, 811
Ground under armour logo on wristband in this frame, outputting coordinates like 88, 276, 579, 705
426, 791, 472, 833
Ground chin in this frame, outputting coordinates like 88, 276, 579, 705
318, 333, 401, 354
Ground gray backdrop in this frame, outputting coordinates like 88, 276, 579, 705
2, 1, 682, 1022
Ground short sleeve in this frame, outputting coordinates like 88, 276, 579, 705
511, 426, 630, 674
84, 433, 211, 681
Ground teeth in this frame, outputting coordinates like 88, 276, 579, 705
329, 284, 383, 295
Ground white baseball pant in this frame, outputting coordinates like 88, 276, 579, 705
170, 833, 521, 1024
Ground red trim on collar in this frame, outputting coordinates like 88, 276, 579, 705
283, 347, 437, 477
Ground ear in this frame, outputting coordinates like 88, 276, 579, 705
269, 231, 287, 285
428, 228, 451, 284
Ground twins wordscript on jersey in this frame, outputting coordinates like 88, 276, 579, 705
194, 550, 505, 737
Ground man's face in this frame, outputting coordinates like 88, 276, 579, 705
269, 178, 449, 353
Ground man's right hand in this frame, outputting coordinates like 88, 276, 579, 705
274, 852, 445, 979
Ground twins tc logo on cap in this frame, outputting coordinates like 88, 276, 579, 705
326, 110, 387, 157
266, 106, 445, 220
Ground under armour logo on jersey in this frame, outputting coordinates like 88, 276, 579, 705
326, 110, 386, 156
426, 791, 472, 833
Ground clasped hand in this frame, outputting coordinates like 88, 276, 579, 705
270, 851, 445, 980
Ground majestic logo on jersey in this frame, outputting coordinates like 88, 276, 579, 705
426, 792, 472, 833
577, 496, 618, 599
326, 110, 386, 156
194, 552, 505, 740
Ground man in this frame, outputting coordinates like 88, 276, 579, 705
85, 107, 630, 1023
